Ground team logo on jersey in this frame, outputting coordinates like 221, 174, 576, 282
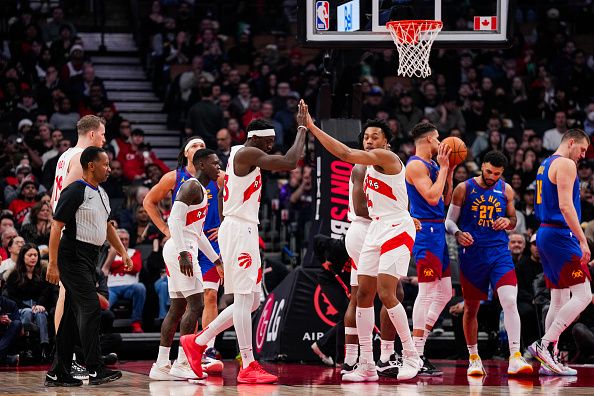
423, 268, 435, 278
572, 269, 584, 279
238, 252, 252, 269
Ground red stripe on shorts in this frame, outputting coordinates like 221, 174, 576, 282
380, 232, 414, 256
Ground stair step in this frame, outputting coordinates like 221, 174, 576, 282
104, 81, 153, 90
91, 56, 141, 65
120, 112, 168, 123
109, 91, 159, 102
95, 70, 147, 81
144, 136, 180, 146
78, 32, 137, 52
164, 160, 177, 169
95, 65, 145, 74
155, 148, 183, 158
114, 102, 163, 112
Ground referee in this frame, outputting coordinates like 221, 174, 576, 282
45, 146, 131, 387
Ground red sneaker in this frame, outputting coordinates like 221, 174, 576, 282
180, 334, 206, 378
237, 361, 278, 384
130, 321, 143, 333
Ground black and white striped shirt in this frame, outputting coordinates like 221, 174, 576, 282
54, 180, 111, 246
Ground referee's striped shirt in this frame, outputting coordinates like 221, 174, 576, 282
54, 180, 111, 246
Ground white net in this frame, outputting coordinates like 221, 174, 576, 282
386, 20, 443, 79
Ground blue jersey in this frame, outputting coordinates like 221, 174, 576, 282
203, 179, 221, 231
406, 156, 444, 220
459, 178, 509, 247
535, 155, 581, 225
172, 166, 192, 203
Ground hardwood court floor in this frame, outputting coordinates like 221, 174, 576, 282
1, 360, 594, 395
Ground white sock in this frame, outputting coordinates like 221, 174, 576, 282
413, 334, 426, 356
467, 344, 478, 356
545, 289, 570, 331
426, 277, 452, 327
543, 282, 592, 344
196, 304, 234, 346
157, 346, 170, 364
356, 306, 375, 364
380, 339, 394, 362
386, 304, 414, 353
177, 346, 188, 364
344, 344, 358, 366
497, 285, 521, 354
206, 337, 215, 350
233, 293, 256, 368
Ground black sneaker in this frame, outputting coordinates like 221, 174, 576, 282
341, 362, 357, 375
419, 355, 442, 376
44, 372, 83, 387
376, 353, 401, 378
70, 360, 89, 380
102, 352, 118, 365
88, 368, 122, 385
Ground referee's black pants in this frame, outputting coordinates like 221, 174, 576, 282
50, 236, 103, 375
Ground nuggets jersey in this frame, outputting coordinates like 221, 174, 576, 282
459, 178, 508, 247
52, 147, 84, 212
364, 162, 409, 222
535, 155, 581, 225
169, 178, 209, 243
348, 169, 370, 223
222, 145, 262, 224
203, 179, 221, 231
172, 166, 192, 203
406, 156, 444, 219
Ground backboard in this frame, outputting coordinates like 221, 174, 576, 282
298, 0, 513, 49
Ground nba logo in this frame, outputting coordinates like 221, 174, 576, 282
316, 1, 329, 31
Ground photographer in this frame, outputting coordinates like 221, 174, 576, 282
116, 128, 169, 183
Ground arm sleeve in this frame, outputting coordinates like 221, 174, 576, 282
53, 182, 85, 224
169, 200, 190, 254
197, 232, 220, 263
445, 204, 461, 235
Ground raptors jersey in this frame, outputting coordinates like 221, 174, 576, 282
169, 178, 209, 243
348, 171, 370, 223
52, 147, 84, 212
364, 161, 410, 222
222, 145, 262, 224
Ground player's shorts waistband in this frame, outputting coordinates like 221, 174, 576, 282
222, 215, 259, 225
540, 222, 569, 229
416, 218, 444, 223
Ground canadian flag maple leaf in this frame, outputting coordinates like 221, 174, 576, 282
474, 16, 497, 31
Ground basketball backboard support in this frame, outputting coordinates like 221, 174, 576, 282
298, 0, 514, 49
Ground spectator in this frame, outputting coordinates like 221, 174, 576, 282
101, 104, 123, 143
41, 128, 63, 168
110, 119, 132, 158
274, 91, 300, 149
241, 96, 263, 129
0, 214, 15, 235
19, 201, 52, 246
515, 234, 543, 346
101, 160, 126, 200
4, 243, 53, 360
428, 94, 466, 134
145, 164, 165, 188
69, 64, 107, 108
5, 164, 34, 205
185, 83, 224, 148
8, 179, 38, 225
42, 7, 77, 43
395, 93, 423, 136
129, 205, 159, 247
49, 96, 79, 133
508, 232, 526, 264
13, 91, 39, 125
179, 55, 215, 105
231, 82, 252, 116
543, 111, 568, 151
41, 138, 70, 190
260, 100, 284, 147
0, 228, 18, 262
0, 295, 22, 366
0, 236, 24, 281
117, 129, 169, 183
215, 128, 232, 169
60, 44, 85, 82
226, 117, 246, 145
102, 229, 145, 333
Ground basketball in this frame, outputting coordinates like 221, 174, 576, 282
441, 137, 467, 167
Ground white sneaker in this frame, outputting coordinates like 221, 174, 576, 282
552, 352, 578, 376
149, 362, 182, 381
539, 363, 578, 376
507, 352, 533, 375
202, 355, 224, 375
342, 363, 379, 382
467, 354, 486, 376
528, 340, 563, 374
397, 350, 420, 380
311, 342, 335, 366
170, 360, 206, 379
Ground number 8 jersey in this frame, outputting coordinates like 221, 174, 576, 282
222, 145, 262, 224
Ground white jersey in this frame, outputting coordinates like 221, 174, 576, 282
364, 161, 410, 222
222, 145, 262, 224
168, 178, 209, 245
348, 172, 371, 224
52, 147, 84, 212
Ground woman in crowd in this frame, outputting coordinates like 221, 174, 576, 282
20, 201, 52, 245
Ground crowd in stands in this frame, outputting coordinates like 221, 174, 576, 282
2, 0, 594, 366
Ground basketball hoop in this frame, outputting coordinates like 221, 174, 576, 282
386, 20, 443, 78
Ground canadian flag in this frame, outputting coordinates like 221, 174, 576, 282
474, 16, 497, 31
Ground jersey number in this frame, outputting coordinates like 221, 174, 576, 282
479, 205, 494, 219
536, 180, 542, 205
223, 175, 229, 202
54, 175, 63, 202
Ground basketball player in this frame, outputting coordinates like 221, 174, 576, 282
144, 136, 225, 373
445, 151, 532, 376
51, 115, 110, 378
181, 114, 307, 384
300, 104, 420, 381
405, 122, 453, 376
149, 149, 223, 381
529, 129, 592, 375
343, 121, 409, 379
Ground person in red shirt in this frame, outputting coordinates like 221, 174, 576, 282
117, 129, 169, 182
8, 180, 38, 225
101, 229, 145, 333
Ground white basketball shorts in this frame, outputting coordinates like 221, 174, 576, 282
163, 239, 203, 298
344, 220, 370, 286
